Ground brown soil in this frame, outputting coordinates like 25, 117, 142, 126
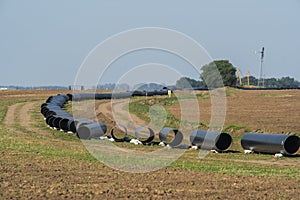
0, 90, 300, 199
96, 99, 148, 135
169, 89, 300, 134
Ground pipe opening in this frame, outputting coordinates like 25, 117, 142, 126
69, 121, 76, 133
59, 118, 71, 131
46, 116, 54, 126
284, 135, 300, 155
215, 133, 232, 151
110, 124, 128, 142
159, 128, 183, 147
77, 126, 90, 139
53, 117, 63, 129
135, 126, 155, 144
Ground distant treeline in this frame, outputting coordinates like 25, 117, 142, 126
2, 74, 299, 91
176, 76, 300, 89
240, 76, 300, 88
0, 86, 69, 90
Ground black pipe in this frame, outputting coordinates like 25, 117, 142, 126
159, 127, 183, 147
132, 91, 146, 96
41, 103, 48, 108
41, 105, 64, 116
71, 90, 169, 102
110, 124, 130, 142
190, 130, 232, 151
66, 93, 73, 101
95, 93, 113, 99
58, 117, 74, 132
71, 93, 96, 101
41, 90, 169, 136
46, 116, 56, 128
241, 133, 300, 155
76, 122, 107, 139
46, 116, 55, 127
44, 110, 57, 118
68, 120, 77, 133
134, 126, 155, 144
74, 118, 93, 129
52, 116, 63, 129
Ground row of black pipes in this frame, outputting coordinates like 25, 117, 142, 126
41, 92, 300, 155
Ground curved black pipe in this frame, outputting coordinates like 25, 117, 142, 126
190, 130, 232, 151
241, 133, 300, 155
41, 90, 169, 139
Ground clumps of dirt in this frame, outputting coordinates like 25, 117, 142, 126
96, 112, 116, 131
226, 128, 249, 137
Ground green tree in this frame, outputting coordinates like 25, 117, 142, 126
201, 60, 237, 88
242, 75, 258, 86
278, 77, 300, 88
176, 77, 203, 88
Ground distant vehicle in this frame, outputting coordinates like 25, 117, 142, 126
0, 88, 8, 90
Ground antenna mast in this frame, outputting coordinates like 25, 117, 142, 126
257, 47, 265, 87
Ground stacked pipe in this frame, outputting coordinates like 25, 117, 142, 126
41, 94, 73, 131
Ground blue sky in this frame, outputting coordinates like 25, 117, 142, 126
0, 0, 299, 86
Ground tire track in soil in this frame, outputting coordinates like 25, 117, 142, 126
4, 101, 51, 137
3, 103, 19, 126
19, 101, 52, 137
4, 102, 25, 135
97, 99, 147, 134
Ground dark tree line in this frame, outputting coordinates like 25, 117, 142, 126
176, 60, 300, 89
176, 77, 203, 89
241, 76, 300, 88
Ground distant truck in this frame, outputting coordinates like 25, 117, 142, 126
0, 88, 8, 90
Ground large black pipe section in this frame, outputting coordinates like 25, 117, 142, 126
135, 126, 155, 144
241, 133, 300, 155
77, 122, 107, 139
159, 127, 183, 147
190, 130, 232, 151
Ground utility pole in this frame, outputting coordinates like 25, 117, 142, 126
258, 47, 265, 87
